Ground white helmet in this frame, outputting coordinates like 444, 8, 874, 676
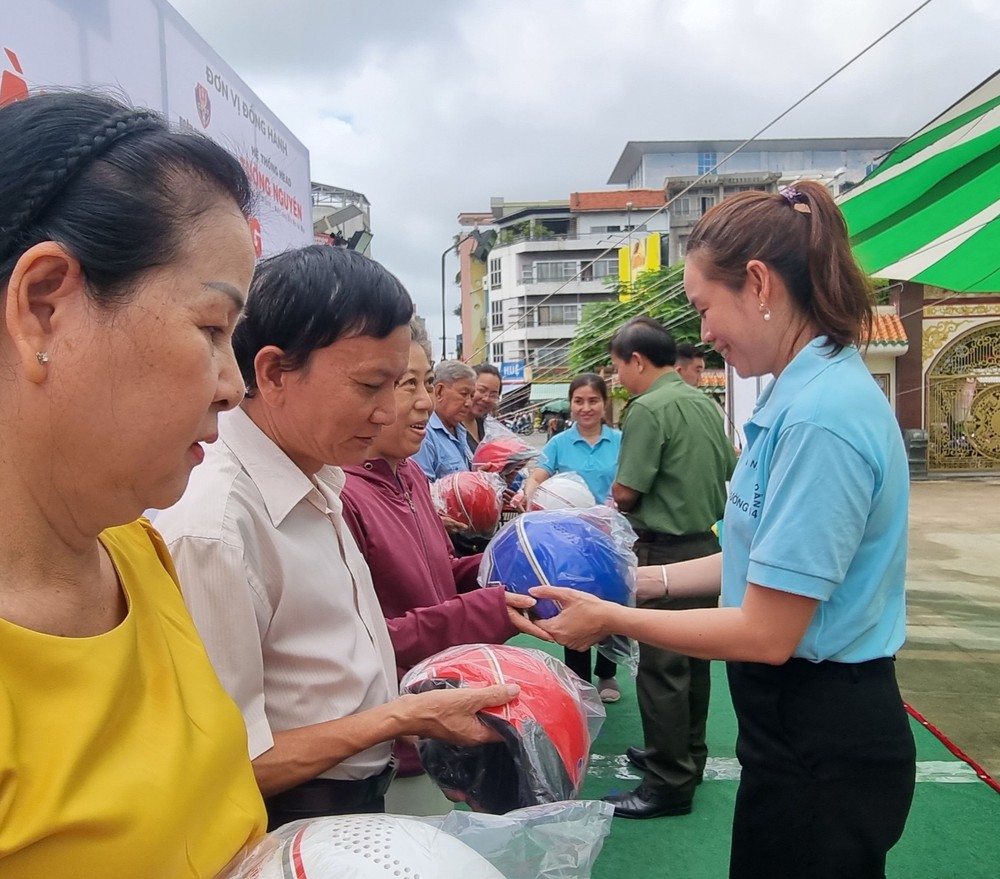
230, 814, 505, 879
529, 472, 596, 511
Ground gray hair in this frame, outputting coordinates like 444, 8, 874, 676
409, 318, 432, 359
433, 359, 476, 385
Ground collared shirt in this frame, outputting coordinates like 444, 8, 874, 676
615, 371, 736, 535
722, 339, 908, 662
411, 412, 473, 481
536, 424, 622, 503
154, 407, 397, 781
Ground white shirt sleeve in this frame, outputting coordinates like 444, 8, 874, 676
167, 532, 274, 760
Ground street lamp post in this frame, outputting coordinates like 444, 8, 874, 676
440, 239, 461, 361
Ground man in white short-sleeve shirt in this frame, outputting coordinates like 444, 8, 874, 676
156, 247, 516, 830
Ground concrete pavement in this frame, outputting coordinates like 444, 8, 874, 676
896, 478, 1000, 780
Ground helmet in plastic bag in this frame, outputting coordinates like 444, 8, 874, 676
229, 814, 505, 879
529, 473, 596, 511
401, 644, 592, 815
434, 471, 503, 535
472, 437, 537, 478
480, 510, 632, 619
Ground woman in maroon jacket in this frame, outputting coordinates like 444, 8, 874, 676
341, 321, 549, 815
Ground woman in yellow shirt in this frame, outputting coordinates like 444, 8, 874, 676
0, 92, 266, 877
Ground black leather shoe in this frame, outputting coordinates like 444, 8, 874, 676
604, 785, 693, 819
626, 746, 648, 773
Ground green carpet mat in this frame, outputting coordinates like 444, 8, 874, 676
511, 636, 1000, 878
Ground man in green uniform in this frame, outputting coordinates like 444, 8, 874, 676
609, 317, 736, 819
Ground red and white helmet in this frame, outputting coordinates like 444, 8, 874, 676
472, 437, 537, 478
400, 644, 601, 814
529, 472, 597, 511
432, 471, 504, 536
227, 814, 505, 879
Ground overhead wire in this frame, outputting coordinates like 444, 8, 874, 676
463, 0, 938, 366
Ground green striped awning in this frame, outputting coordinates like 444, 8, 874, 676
839, 71, 1000, 293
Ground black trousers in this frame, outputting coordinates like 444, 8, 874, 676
563, 645, 616, 683
727, 658, 916, 879
264, 762, 396, 831
634, 533, 720, 798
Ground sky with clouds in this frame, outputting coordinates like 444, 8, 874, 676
169, 0, 999, 356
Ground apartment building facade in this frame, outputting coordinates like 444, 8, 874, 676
608, 138, 901, 263
470, 191, 666, 381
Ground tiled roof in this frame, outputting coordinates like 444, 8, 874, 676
866, 312, 908, 347
570, 190, 665, 212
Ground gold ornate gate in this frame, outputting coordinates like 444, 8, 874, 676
927, 322, 1000, 472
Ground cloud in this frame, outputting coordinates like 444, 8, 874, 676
170, 0, 1000, 355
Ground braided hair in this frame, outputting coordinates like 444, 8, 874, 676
0, 91, 253, 304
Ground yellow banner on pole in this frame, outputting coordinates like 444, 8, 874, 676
618, 232, 661, 301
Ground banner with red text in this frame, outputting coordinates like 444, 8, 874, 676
0, 0, 311, 256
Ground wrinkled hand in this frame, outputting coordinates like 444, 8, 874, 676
401, 683, 519, 746
530, 585, 616, 651
439, 514, 469, 534
503, 591, 553, 641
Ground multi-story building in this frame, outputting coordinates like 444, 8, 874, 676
311, 182, 373, 255
608, 138, 901, 263
466, 190, 666, 384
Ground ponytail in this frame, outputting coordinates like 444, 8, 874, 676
686, 180, 872, 353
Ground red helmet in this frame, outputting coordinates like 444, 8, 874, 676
472, 437, 537, 478
434, 471, 503, 536
401, 644, 596, 814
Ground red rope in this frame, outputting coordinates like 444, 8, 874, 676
905, 702, 1000, 796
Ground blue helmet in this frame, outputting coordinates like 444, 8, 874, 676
481, 510, 633, 619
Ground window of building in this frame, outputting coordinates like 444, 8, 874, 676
537, 304, 579, 326
672, 197, 692, 215
700, 195, 716, 214
594, 257, 618, 279
489, 257, 502, 289
533, 260, 578, 282
697, 151, 718, 175
490, 299, 503, 329
534, 344, 571, 368
491, 342, 503, 363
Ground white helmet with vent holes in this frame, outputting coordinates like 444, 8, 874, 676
228, 813, 505, 879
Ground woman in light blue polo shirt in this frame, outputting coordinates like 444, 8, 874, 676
532, 181, 915, 879
523, 373, 622, 701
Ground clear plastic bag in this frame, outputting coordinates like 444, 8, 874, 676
478, 506, 640, 671
431, 470, 507, 537
399, 644, 604, 814
416, 799, 615, 879
528, 471, 596, 511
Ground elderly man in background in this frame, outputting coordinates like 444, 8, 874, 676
463, 363, 503, 453
412, 360, 477, 480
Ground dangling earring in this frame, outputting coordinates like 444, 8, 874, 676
36, 352, 50, 364
758, 302, 771, 322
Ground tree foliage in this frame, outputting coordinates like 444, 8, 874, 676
569, 262, 715, 373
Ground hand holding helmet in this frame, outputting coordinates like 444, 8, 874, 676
400, 644, 604, 814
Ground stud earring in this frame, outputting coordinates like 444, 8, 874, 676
36, 352, 49, 364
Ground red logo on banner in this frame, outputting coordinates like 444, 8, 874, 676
249, 217, 263, 257
1, 48, 28, 106
195, 82, 211, 128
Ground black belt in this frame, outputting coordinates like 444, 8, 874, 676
265, 759, 397, 821
634, 529, 715, 544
